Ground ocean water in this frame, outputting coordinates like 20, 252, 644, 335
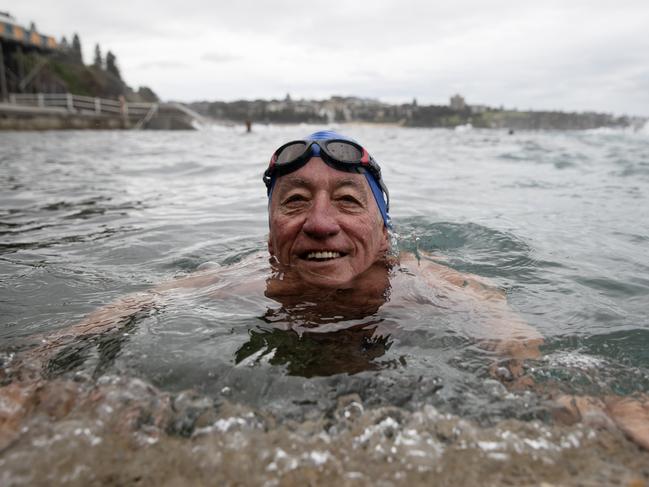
1, 124, 649, 485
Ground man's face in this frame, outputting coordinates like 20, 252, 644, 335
268, 157, 388, 288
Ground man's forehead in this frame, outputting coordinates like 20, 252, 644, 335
278, 175, 367, 191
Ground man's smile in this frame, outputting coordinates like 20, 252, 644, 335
299, 250, 348, 261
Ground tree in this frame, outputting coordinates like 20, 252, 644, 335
137, 86, 159, 102
105, 51, 121, 79
71, 33, 83, 64
93, 44, 103, 69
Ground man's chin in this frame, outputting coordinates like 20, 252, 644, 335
296, 264, 355, 289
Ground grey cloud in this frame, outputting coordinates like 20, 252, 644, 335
135, 60, 189, 70
349, 69, 383, 79
13, 3, 171, 41
201, 52, 241, 64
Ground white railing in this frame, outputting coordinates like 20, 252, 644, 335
6, 93, 157, 118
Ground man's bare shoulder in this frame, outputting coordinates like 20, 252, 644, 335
392, 250, 543, 346
397, 251, 506, 301
155, 251, 269, 295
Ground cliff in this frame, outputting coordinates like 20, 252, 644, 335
8, 49, 158, 103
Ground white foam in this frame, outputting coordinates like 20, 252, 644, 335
307, 450, 330, 466
639, 119, 649, 135
545, 351, 604, 370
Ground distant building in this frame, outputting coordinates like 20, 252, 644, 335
322, 98, 352, 122
266, 100, 284, 112
470, 104, 488, 114
0, 11, 57, 50
450, 94, 466, 111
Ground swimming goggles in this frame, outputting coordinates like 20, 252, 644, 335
263, 139, 390, 211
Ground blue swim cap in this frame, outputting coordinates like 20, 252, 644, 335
268, 130, 391, 228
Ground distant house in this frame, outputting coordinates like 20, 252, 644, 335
470, 104, 488, 114
0, 12, 57, 50
450, 94, 466, 111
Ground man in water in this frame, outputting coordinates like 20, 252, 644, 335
261, 131, 543, 347
2, 131, 648, 451
33, 130, 535, 349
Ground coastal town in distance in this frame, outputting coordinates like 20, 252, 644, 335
186, 93, 645, 131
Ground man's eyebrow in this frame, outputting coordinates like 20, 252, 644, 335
277, 176, 368, 198
280, 176, 310, 189
274, 177, 312, 196
278, 177, 365, 189
335, 178, 366, 192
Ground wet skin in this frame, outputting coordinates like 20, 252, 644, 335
267, 157, 388, 289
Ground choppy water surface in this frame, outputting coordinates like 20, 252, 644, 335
1, 125, 649, 485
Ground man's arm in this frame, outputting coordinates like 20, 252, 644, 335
9, 267, 225, 382
50, 269, 221, 340
21, 252, 271, 372
400, 252, 543, 349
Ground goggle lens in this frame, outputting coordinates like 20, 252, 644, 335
324, 141, 362, 162
276, 142, 308, 164
275, 140, 363, 166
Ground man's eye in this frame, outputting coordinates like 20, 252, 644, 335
282, 194, 307, 205
338, 195, 362, 206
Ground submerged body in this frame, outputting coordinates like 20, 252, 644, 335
2, 249, 648, 451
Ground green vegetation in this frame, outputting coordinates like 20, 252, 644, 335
4, 32, 157, 102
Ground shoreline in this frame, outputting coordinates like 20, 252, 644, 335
2, 109, 647, 132
0, 102, 196, 131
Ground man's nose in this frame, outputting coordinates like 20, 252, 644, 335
302, 196, 340, 239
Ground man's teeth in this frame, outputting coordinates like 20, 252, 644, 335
306, 251, 341, 260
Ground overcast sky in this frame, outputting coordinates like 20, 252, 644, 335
8, 1, 649, 116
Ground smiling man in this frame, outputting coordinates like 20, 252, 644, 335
264, 130, 390, 289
